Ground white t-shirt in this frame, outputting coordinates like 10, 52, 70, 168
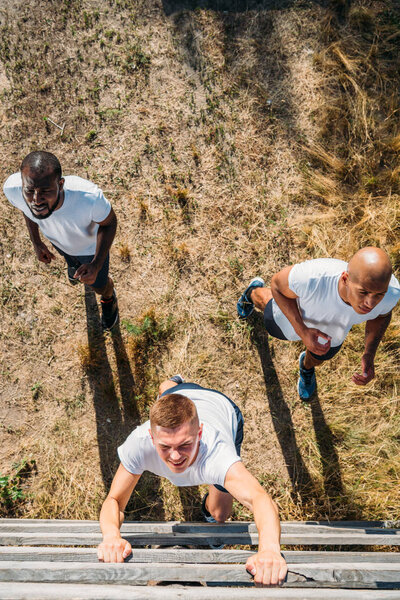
3, 173, 111, 255
272, 258, 400, 347
118, 386, 241, 488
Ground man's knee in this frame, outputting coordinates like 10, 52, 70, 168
158, 380, 178, 396
209, 506, 230, 523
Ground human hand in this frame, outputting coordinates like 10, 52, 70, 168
352, 353, 375, 385
74, 262, 100, 285
301, 328, 331, 355
33, 242, 56, 264
246, 550, 287, 586
97, 536, 132, 563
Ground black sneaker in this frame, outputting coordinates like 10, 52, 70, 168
67, 265, 79, 285
101, 290, 119, 330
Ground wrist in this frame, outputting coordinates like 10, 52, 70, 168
259, 542, 281, 554
90, 258, 101, 272
102, 532, 122, 543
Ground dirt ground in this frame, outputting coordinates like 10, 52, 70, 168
0, 0, 399, 522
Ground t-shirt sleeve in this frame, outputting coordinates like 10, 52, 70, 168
3, 174, 23, 210
288, 261, 319, 298
202, 440, 241, 488
117, 430, 144, 475
91, 187, 112, 223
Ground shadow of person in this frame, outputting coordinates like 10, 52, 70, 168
84, 287, 127, 488
179, 486, 204, 521
249, 312, 315, 505
84, 287, 166, 520
309, 391, 352, 515
110, 323, 140, 425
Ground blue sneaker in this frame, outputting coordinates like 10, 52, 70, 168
170, 374, 185, 384
297, 351, 316, 400
237, 277, 265, 319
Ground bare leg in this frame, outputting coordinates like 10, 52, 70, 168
206, 485, 233, 523
158, 379, 179, 396
249, 286, 273, 312
92, 276, 114, 300
303, 350, 324, 370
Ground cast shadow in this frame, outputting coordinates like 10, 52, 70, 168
83, 288, 138, 487
179, 486, 204, 521
249, 312, 315, 504
309, 390, 348, 511
84, 287, 165, 520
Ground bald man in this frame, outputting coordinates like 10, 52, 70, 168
237, 248, 400, 399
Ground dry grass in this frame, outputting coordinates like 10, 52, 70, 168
0, 0, 399, 524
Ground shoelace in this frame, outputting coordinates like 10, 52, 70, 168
300, 367, 315, 384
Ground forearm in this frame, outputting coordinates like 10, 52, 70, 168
252, 492, 281, 552
271, 283, 305, 337
364, 314, 391, 357
92, 222, 116, 270
99, 496, 124, 540
23, 214, 42, 245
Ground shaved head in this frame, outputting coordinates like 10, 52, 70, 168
21, 151, 62, 179
348, 247, 392, 287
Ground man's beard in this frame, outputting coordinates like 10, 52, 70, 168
26, 189, 61, 220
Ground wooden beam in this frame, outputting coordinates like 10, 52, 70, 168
1, 531, 399, 546
0, 520, 399, 535
1, 582, 400, 599
0, 547, 400, 564
0, 561, 398, 587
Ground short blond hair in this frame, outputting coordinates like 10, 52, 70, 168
150, 394, 198, 430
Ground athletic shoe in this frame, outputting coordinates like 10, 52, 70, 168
297, 351, 316, 400
67, 265, 79, 285
237, 277, 265, 319
101, 290, 119, 331
170, 374, 185, 384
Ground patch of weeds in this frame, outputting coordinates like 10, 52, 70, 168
118, 243, 131, 262
59, 394, 86, 416
122, 42, 150, 76
31, 382, 43, 401
122, 309, 174, 410
228, 257, 244, 277
0, 459, 37, 516
85, 129, 98, 143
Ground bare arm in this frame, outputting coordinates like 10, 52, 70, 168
23, 214, 56, 264
98, 464, 141, 563
271, 266, 331, 355
75, 208, 117, 285
352, 312, 392, 385
224, 462, 287, 586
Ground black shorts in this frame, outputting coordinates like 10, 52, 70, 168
263, 299, 343, 361
161, 382, 244, 494
52, 244, 110, 289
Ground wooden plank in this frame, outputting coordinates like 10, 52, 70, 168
0, 547, 400, 564
0, 561, 399, 587
1, 582, 400, 600
0, 520, 399, 535
1, 531, 400, 546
